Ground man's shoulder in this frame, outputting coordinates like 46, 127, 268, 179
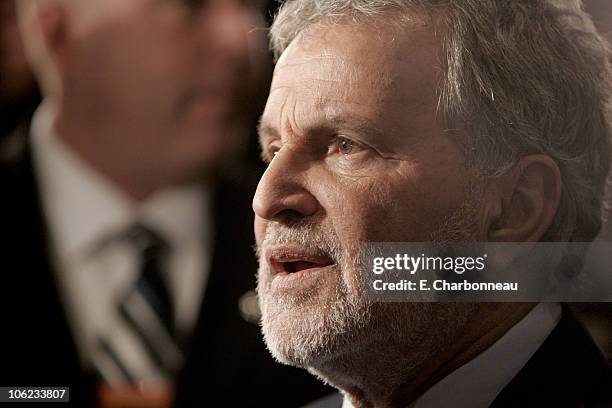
0, 121, 44, 222
0, 120, 31, 178
302, 393, 344, 408
493, 307, 611, 407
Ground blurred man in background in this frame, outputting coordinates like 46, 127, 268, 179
0, 0, 39, 140
0, 0, 329, 406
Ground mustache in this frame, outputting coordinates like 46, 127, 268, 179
256, 221, 343, 264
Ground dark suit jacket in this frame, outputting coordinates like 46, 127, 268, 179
305, 310, 612, 408
0, 125, 331, 407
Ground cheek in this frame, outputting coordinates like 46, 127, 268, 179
321, 176, 401, 243
321, 166, 469, 243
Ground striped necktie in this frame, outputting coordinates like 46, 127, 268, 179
95, 225, 183, 385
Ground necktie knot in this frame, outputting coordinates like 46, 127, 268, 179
125, 224, 169, 257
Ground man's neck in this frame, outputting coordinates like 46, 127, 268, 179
311, 303, 535, 408
54, 116, 153, 201
52, 104, 208, 201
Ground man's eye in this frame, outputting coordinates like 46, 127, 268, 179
329, 136, 364, 156
261, 145, 280, 164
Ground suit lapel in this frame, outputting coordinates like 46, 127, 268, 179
492, 308, 612, 407
0, 127, 98, 406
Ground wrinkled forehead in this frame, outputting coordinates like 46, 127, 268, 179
274, 24, 394, 99
266, 19, 445, 133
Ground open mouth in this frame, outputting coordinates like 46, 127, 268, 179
275, 259, 333, 274
266, 246, 335, 276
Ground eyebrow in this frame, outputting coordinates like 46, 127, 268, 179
257, 121, 278, 149
257, 114, 386, 148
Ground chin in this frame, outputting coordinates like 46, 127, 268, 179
259, 288, 374, 369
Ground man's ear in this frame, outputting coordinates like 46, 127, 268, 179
36, 0, 69, 62
486, 155, 561, 242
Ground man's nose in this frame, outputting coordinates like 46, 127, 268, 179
253, 150, 320, 223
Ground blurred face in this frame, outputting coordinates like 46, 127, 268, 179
60, 0, 265, 185
254, 22, 483, 368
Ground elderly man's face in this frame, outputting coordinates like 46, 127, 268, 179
254, 21, 483, 366
62, 0, 263, 181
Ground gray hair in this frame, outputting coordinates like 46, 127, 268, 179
269, 0, 612, 242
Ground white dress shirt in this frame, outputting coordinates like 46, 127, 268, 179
30, 102, 212, 385
342, 302, 562, 408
